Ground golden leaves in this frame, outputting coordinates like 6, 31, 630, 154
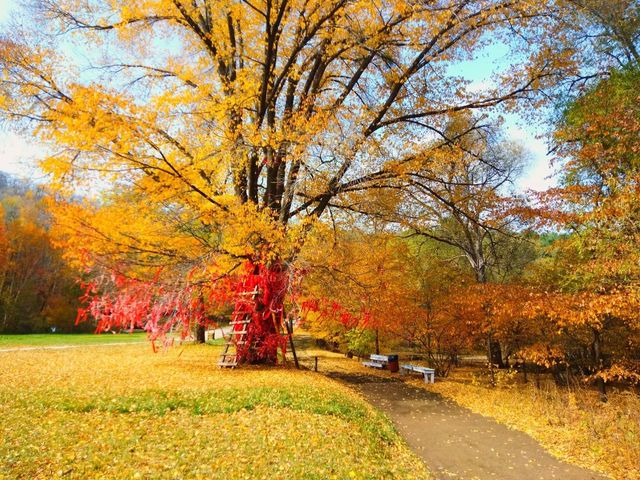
0, 345, 429, 479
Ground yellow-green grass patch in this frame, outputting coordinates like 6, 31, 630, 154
0, 344, 429, 479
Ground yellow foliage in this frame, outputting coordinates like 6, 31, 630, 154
0, 344, 430, 479
0, 0, 567, 278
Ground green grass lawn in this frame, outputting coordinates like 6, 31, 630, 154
0, 332, 149, 348
0, 332, 226, 348
0, 344, 429, 479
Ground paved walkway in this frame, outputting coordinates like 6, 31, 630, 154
329, 372, 608, 480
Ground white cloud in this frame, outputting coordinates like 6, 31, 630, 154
0, 131, 45, 181
0, 0, 16, 24
467, 79, 497, 94
506, 126, 556, 192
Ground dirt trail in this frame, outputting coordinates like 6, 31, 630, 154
329, 372, 608, 480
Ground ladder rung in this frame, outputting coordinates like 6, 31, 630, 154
230, 330, 248, 335
237, 289, 259, 296
230, 320, 251, 325
218, 361, 237, 367
221, 352, 237, 357
226, 341, 246, 345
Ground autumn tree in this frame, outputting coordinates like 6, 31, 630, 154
1, 0, 568, 361
523, 1, 640, 391
531, 65, 640, 395
300, 225, 422, 356
390, 237, 478, 376
396, 113, 535, 367
0, 176, 83, 333
558, 0, 639, 72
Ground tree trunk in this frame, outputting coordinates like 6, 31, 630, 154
476, 260, 504, 369
195, 323, 205, 344
234, 261, 288, 364
489, 339, 504, 369
375, 328, 380, 355
487, 333, 496, 386
285, 319, 300, 369
592, 328, 607, 402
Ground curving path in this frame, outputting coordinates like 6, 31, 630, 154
328, 372, 608, 480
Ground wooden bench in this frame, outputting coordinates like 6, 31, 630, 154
362, 354, 399, 372
400, 364, 435, 383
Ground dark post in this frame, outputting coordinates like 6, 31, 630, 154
314, 356, 318, 372
286, 319, 300, 369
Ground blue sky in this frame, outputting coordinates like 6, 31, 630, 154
0, 0, 555, 191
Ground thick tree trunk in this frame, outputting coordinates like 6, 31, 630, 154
234, 262, 288, 364
195, 323, 205, 344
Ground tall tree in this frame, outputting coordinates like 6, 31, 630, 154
539, 65, 640, 395
513, 0, 640, 394
1, 0, 564, 360
561, 0, 640, 69
400, 114, 532, 366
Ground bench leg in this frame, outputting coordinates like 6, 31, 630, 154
423, 373, 435, 383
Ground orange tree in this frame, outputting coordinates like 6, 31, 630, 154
525, 64, 640, 394
0, 181, 83, 333
1, 0, 569, 361
391, 239, 479, 377
299, 226, 419, 356
397, 113, 535, 367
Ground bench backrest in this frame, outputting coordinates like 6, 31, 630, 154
414, 366, 434, 373
370, 354, 398, 362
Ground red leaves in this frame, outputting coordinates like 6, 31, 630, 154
232, 262, 289, 364
76, 271, 213, 348
300, 297, 372, 331
75, 261, 294, 363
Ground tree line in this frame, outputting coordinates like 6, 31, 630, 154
0, 173, 86, 333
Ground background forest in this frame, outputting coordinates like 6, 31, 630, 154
0, 172, 84, 333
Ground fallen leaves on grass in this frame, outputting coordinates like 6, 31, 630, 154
0, 345, 429, 479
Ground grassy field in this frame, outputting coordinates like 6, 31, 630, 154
415, 368, 639, 480
0, 332, 148, 348
0, 332, 225, 348
0, 343, 429, 479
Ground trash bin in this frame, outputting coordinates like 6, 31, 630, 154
387, 354, 399, 372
